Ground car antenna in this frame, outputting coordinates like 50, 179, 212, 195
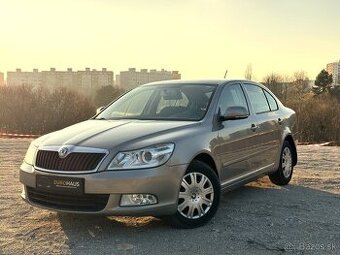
224, 69, 228, 79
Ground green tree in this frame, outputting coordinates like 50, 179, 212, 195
313, 69, 333, 94
94, 85, 125, 107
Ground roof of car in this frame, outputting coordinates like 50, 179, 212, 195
141, 79, 255, 87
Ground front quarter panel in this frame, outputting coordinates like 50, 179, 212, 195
166, 124, 218, 168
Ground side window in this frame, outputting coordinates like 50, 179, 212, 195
263, 90, 278, 111
244, 84, 270, 114
219, 84, 249, 115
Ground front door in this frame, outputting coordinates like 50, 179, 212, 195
216, 83, 258, 184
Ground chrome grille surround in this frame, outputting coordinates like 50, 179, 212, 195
33, 145, 109, 174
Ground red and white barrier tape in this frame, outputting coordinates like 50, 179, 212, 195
0, 133, 40, 138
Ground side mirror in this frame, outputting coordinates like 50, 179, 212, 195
219, 106, 249, 121
96, 106, 105, 115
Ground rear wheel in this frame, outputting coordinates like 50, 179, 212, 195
166, 160, 220, 228
269, 141, 294, 185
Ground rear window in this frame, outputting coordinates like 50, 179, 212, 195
263, 90, 278, 111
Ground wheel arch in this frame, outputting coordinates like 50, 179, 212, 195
191, 152, 219, 177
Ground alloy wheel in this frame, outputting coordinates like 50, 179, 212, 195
177, 172, 214, 219
282, 147, 292, 178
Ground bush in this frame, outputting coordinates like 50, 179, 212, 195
0, 86, 95, 135
261, 70, 340, 145
286, 94, 340, 145
0, 84, 339, 145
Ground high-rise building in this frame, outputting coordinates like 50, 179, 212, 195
7, 69, 42, 87
326, 60, 340, 86
0, 72, 4, 86
7, 68, 114, 95
116, 68, 181, 89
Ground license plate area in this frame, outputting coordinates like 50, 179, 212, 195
36, 175, 84, 195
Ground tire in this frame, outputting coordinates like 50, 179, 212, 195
269, 141, 294, 186
165, 160, 220, 228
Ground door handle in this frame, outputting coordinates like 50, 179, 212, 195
250, 124, 259, 131
278, 118, 284, 125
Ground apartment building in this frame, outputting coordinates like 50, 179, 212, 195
7, 68, 114, 95
7, 69, 42, 87
116, 68, 181, 89
326, 60, 340, 86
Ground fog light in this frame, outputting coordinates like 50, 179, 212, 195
120, 194, 158, 206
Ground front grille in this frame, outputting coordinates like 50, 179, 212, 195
27, 187, 109, 212
35, 150, 106, 171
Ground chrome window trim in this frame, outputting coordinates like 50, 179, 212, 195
33, 145, 109, 174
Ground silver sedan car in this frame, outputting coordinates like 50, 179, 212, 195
20, 80, 297, 228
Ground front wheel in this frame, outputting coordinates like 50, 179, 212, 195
269, 141, 294, 185
166, 160, 220, 228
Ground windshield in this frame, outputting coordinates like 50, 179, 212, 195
96, 84, 217, 121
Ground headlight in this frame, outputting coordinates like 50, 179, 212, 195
23, 142, 38, 165
108, 143, 175, 170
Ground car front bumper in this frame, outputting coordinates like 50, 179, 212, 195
20, 162, 187, 216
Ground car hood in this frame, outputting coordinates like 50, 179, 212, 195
36, 119, 198, 150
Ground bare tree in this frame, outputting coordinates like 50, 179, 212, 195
292, 71, 310, 99
263, 73, 288, 102
94, 85, 125, 107
244, 64, 253, 80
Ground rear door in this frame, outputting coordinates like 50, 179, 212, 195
243, 83, 281, 171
